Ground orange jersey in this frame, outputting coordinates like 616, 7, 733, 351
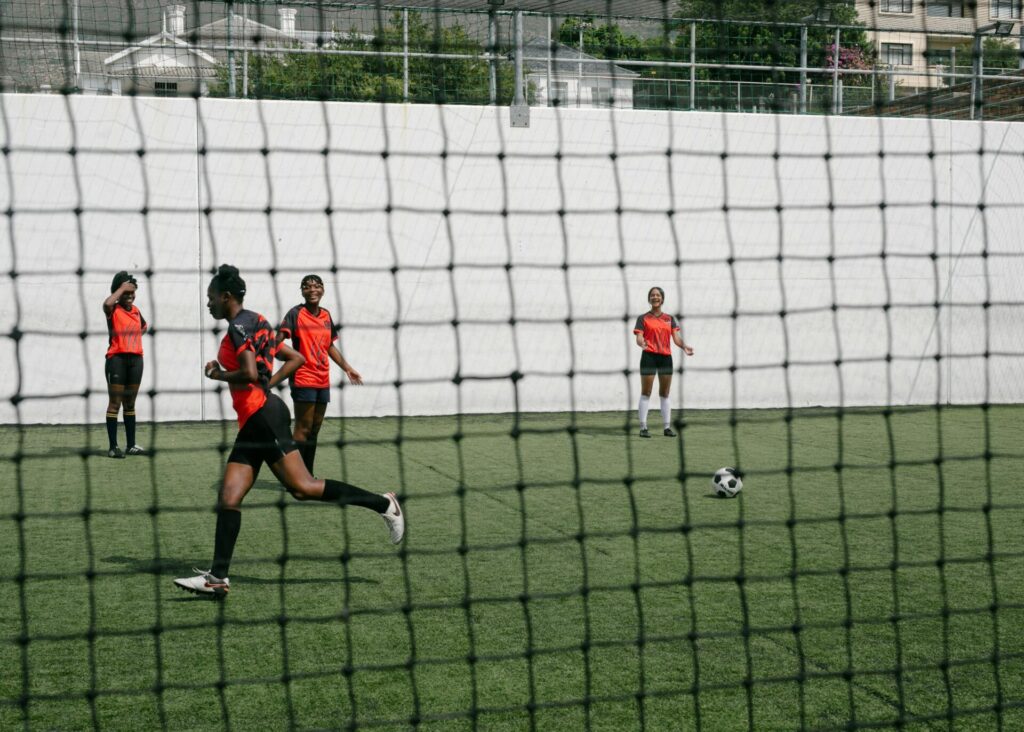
634, 312, 679, 356
106, 305, 146, 358
218, 309, 276, 427
278, 305, 338, 389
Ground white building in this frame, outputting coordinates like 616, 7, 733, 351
523, 38, 638, 109
856, 0, 1023, 90
78, 5, 313, 97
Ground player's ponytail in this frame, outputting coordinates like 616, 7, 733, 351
210, 264, 247, 302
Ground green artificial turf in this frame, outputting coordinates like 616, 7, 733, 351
2, 406, 1022, 731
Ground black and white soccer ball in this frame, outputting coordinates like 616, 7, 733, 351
712, 467, 742, 498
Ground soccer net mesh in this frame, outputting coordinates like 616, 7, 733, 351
2, 1, 1024, 730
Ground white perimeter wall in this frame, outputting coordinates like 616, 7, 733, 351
1, 94, 1022, 424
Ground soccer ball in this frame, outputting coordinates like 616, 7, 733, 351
712, 467, 742, 498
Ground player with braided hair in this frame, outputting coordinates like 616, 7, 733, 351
174, 264, 403, 598
102, 271, 148, 458
277, 273, 363, 475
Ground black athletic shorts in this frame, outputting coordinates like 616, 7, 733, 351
105, 353, 144, 387
227, 393, 298, 477
291, 386, 330, 404
640, 351, 673, 376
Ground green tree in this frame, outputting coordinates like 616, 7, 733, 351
211, 11, 522, 105
554, 3, 872, 111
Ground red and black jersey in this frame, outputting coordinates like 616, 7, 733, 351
278, 304, 338, 389
634, 312, 679, 356
106, 304, 147, 358
218, 309, 276, 427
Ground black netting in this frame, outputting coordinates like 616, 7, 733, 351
2, 2, 1023, 731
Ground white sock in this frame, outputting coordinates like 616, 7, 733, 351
660, 397, 672, 430
638, 395, 650, 429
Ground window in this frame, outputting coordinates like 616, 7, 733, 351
926, 1, 966, 17
154, 81, 178, 97
881, 0, 913, 12
882, 43, 914, 66
992, 0, 1022, 19
925, 44, 953, 66
550, 81, 568, 106
590, 84, 614, 108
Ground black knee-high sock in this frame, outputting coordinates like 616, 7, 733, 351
106, 411, 119, 449
211, 509, 242, 579
321, 479, 388, 512
301, 438, 318, 475
124, 411, 137, 447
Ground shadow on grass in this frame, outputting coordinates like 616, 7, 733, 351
104, 555, 379, 591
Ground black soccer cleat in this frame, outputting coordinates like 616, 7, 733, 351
108, 447, 125, 459
639, 428, 651, 438
664, 428, 677, 437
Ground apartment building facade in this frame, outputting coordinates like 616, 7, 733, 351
856, 0, 1024, 89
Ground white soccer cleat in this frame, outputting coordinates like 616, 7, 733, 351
381, 492, 404, 544
173, 568, 230, 597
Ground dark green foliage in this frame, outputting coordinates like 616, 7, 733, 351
559, 3, 873, 112
211, 11, 518, 104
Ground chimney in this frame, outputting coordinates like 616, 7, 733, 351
279, 8, 297, 35
168, 5, 185, 36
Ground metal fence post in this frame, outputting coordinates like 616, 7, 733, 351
799, 25, 807, 114
227, 3, 236, 98
970, 33, 981, 120
690, 22, 696, 110
832, 26, 840, 114
488, 9, 496, 105
403, 9, 409, 102
510, 11, 528, 126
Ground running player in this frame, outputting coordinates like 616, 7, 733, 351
174, 265, 403, 598
102, 271, 148, 458
277, 274, 363, 475
633, 286, 694, 438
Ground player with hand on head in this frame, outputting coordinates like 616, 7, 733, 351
102, 271, 148, 458
633, 286, 694, 438
174, 265, 403, 598
277, 274, 362, 475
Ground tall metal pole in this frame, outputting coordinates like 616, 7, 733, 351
227, 3, 236, 98
971, 34, 983, 120
73, 0, 80, 90
488, 10, 497, 104
514, 11, 524, 106
689, 22, 696, 110
242, 3, 248, 98
831, 26, 840, 114
799, 25, 807, 114
546, 15, 552, 106
509, 10, 529, 126
403, 9, 409, 102
578, 24, 583, 107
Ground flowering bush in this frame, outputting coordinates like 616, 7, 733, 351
825, 44, 873, 71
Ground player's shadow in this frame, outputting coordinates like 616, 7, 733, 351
104, 555, 379, 595
206, 480, 281, 492
38, 446, 120, 459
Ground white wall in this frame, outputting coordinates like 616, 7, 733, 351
0, 94, 1022, 424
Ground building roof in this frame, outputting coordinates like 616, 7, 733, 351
375, 1, 676, 20
522, 38, 638, 78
